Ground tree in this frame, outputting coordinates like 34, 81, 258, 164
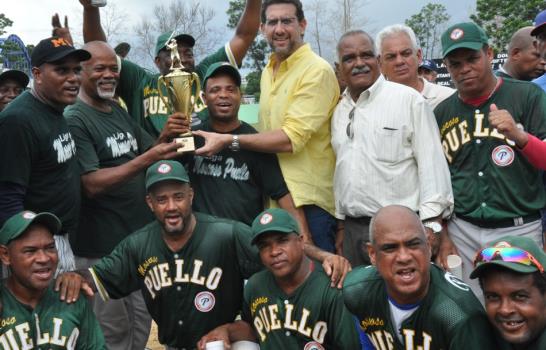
133, 0, 223, 68
470, 0, 545, 52
405, 3, 450, 59
0, 13, 13, 36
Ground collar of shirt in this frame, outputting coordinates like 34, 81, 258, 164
266, 43, 312, 73
342, 74, 386, 106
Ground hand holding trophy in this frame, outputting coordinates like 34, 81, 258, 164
158, 38, 201, 153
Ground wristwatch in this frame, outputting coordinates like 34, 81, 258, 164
229, 135, 240, 152
423, 221, 442, 234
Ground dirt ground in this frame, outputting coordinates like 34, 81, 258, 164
146, 321, 163, 350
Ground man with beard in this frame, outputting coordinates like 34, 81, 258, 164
0, 210, 106, 349
471, 236, 546, 349
56, 160, 350, 349
64, 41, 180, 350
331, 30, 453, 267
194, 0, 341, 254
343, 205, 497, 350
79, 0, 262, 138
0, 36, 91, 274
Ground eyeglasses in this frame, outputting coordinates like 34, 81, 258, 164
265, 17, 298, 28
346, 107, 355, 139
473, 246, 545, 273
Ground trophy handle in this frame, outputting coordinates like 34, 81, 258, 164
191, 72, 201, 111
157, 76, 173, 114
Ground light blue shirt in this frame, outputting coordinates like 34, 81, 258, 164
533, 74, 546, 91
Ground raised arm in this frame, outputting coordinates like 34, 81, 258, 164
229, 0, 262, 66
80, 0, 107, 42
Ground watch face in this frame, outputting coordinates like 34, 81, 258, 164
427, 222, 442, 233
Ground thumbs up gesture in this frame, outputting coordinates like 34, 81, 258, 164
488, 104, 528, 147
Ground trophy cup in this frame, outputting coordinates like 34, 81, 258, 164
158, 38, 201, 153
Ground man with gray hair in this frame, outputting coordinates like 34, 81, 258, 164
376, 24, 454, 109
497, 26, 545, 81
331, 30, 453, 267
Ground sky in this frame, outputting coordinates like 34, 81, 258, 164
3, 0, 476, 66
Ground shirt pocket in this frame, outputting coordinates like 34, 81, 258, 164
372, 126, 411, 163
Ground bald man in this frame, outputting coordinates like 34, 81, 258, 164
497, 26, 545, 81
343, 205, 496, 350
63, 41, 179, 350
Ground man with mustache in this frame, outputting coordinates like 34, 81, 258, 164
0, 36, 91, 274
64, 41, 180, 350
331, 30, 453, 267
0, 210, 106, 349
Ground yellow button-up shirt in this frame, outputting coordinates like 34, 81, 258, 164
259, 44, 339, 215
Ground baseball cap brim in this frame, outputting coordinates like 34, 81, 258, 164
443, 41, 484, 58
146, 175, 189, 191
470, 260, 538, 279
204, 63, 241, 87
0, 70, 29, 87
251, 226, 297, 245
0, 212, 61, 246
531, 23, 546, 36
46, 49, 91, 65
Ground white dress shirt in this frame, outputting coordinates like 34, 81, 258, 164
331, 75, 454, 220
420, 77, 455, 110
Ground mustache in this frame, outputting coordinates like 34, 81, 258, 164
351, 66, 371, 75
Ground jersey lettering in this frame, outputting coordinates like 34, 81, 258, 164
52, 133, 76, 164
143, 258, 223, 299
0, 316, 80, 350
369, 330, 394, 350
253, 303, 327, 344
105, 132, 138, 158
440, 111, 520, 163
402, 329, 432, 350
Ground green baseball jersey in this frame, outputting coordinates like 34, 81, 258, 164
0, 284, 106, 349
343, 264, 497, 350
0, 91, 80, 234
242, 267, 360, 349
434, 78, 546, 220
117, 45, 237, 138
497, 328, 546, 350
64, 99, 155, 257
187, 121, 289, 225
89, 212, 262, 349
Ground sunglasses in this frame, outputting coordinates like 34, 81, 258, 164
346, 107, 355, 139
473, 246, 544, 273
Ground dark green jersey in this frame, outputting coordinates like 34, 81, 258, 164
187, 121, 289, 225
65, 99, 155, 257
242, 267, 360, 350
89, 212, 261, 348
434, 78, 546, 220
0, 284, 106, 349
117, 45, 236, 138
343, 264, 497, 350
0, 91, 80, 234
496, 328, 546, 350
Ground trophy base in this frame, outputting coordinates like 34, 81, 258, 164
175, 136, 195, 153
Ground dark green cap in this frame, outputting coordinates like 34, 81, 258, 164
441, 22, 488, 58
145, 160, 190, 191
470, 235, 546, 279
203, 62, 241, 88
251, 208, 300, 245
0, 211, 61, 245
155, 31, 196, 56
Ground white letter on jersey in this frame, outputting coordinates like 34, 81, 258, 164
297, 308, 312, 337
158, 263, 173, 287
51, 318, 67, 346
268, 305, 281, 330
15, 323, 33, 350
190, 260, 206, 285
311, 321, 328, 343
66, 328, 80, 350
284, 303, 298, 330
205, 267, 222, 290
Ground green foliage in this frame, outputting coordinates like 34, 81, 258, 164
405, 3, 450, 59
244, 70, 262, 99
470, 0, 545, 52
0, 13, 13, 36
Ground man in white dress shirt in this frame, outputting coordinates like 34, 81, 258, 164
331, 30, 453, 267
376, 24, 454, 110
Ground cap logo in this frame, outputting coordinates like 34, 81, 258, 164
157, 163, 172, 174
450, 28, 464, 41
22, 212, 36, 220
50, 38, 70, 48
493, 241, 512, 248
260, 213, 273, 225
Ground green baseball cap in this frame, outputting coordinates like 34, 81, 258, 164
470, 235, 546, 279
0, 211, 61, 245
251, 208, 300, 245
203, 62, 241, 88
441, 22, 489, 58
155, 31, 196, 56
145, 160, 190, 191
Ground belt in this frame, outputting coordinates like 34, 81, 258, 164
458, 212, 541, 229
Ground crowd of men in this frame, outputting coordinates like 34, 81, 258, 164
0, 0, 545, 349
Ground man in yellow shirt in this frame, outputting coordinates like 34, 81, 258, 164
194, 0, 340, 253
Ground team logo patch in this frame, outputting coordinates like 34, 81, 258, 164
22, 212, 36, 220
260, 213, 273, 225
304, 342, 325, 350
491, 145, 515, 167
450, 28, 464, 40
194, 291, 215, 312
157, 163, 172, 174
444, 272, 470, 291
